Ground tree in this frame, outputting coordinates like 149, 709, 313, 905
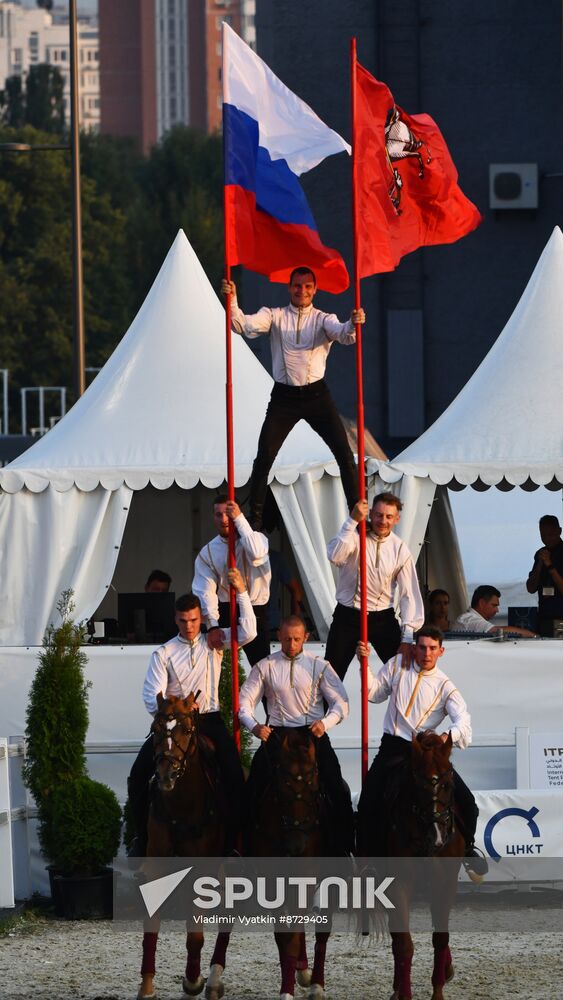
0, 123, 224, 419
0, 125, 133, 409
0, 66, 65, 133
0, 76, 25, 129
129, 125, 224, 311
26, 65, 65, 133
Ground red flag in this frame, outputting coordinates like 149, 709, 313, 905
354, 62, 482, 277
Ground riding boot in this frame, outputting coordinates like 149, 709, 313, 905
127, 737, 153, 856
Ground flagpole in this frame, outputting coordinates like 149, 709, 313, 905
222, 95, 240, 754
350, 37, 369, 781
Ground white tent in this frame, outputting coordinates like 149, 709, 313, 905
0, 231, 348, 645
368, 226, 563, 615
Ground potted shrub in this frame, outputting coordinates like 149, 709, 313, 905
43, 776, 122, 919
23, 590, 122, 918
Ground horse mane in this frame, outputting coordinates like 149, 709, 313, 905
416, 730, 446, 750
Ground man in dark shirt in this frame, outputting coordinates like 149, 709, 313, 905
526, 515, 563, 636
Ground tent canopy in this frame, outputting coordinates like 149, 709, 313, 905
0, 230, 341, 494
367, 227, 563, 618
372, 226, 563, 490
0, 232, 348, 644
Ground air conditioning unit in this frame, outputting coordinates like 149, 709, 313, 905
489, 163, 538, 209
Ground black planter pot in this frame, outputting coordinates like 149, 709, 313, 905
52, 867, 113, 920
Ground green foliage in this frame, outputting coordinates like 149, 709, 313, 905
0, 65, 65, 132
23, 590, 122, 875
42, 776, 122, 876
0, 76, 25, 128
0, 121, 223, 419
219, 648, 253, 770
23, 590, 89, 805
25, 65, 65, 133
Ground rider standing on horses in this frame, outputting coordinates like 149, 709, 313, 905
356, 625, 488, 875
238, 614, 355, 855
221, 271, 365, 531
127, 567, 256, 856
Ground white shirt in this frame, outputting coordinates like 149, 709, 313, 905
193, 512, 271, 627
367, 654, 472, 748
239, 649, 349, 734
230, 298, 355, 386
327, 517, 424, 642
453, 608, 495, 634
143, 592, 256, 715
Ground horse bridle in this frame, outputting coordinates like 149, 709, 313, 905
270, 730, 321, 841
151, 707, 198, 785
412, 761, 455, 851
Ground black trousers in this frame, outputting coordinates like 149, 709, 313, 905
248, 380, 358, 523
244, 729, 355, 854
218, 600, 270, 666
128, 711, 244, 851
356, 733, 478, 856
325, 603, 402, 681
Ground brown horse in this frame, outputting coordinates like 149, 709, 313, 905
138, 692, 230, 1000
247, 726, 330, 1000
385, 731, 464, 1000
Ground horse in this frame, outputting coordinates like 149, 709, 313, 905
383, 731, 465, 1000
247, 726, 331, 1000
137, 692, 231, 1000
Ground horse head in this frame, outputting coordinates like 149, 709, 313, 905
267, 727, 321, 857
411, 730, 455, 854
151, 691, 199, 793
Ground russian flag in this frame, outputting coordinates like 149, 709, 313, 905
222, 22, 350, 294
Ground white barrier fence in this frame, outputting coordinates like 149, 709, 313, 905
0, 738, 30, 908
2, 731, 563, 907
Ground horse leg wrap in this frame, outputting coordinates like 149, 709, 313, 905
432, 943, 452, 987
296, 933, 308, 971
311, 934, 328, 989
210, 931, 230, 970
280, 953, 297, 996
141, 931, 158, 975
392, 937, 413, 999
186, 956, 201, 983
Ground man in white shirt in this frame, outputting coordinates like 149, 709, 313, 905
193, 494, 271, 665
221, 269, 365, 530
127, 568, 256, 855
453, 585, 535, 637
239, 615, 354, 854
325, 492, 424, 679
356, 626, 487, 875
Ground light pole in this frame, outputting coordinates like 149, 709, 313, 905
0, 0, 85, 400
69, 0, 85, 398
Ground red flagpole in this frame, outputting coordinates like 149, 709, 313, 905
350, 38, 369, 781
223, 103, 240, 754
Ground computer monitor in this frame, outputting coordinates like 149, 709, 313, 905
117, 592, 176, 644
507, 607, 538, 632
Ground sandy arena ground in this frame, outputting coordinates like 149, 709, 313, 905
1, 910, 562, 1000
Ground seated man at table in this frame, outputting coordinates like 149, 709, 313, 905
144, 569, 172, 593
453, 585, 536, 637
